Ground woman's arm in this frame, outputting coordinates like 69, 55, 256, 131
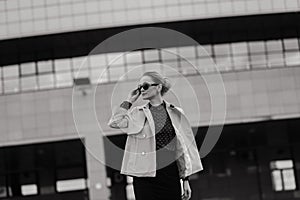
107, 88, 140, 129
107, 101, 133, 129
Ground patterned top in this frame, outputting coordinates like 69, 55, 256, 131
148, 101, 177, 151
120, 100, 176, 151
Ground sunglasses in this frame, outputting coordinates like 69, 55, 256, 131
138, 83, 159, 91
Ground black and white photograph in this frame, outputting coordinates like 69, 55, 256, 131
0, 0, 300, 200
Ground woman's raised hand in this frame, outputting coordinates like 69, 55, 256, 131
127, 88, 141, 104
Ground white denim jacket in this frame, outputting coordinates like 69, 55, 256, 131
108, 100, 203, 179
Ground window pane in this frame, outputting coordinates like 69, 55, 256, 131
267, 52, 285, 68
38, 60, 53, 73
271, 170, 283, 191
4, 79, 19, 93
107, 52, 124, 66
266, 40, 283, 52
143, 49, 159, 62
271, 160, 294, 169
126, 184, 135, 200
282, 169, 296, 190
284, 38, 299, 50
178, 46, 196, 59
89, 54, 107, 68
3, 65, 19, 78
38, 74, 54, 89
215, 56, 233, 71
91, 69, 108, 84
214, 44, 231, 56
285, 51, 300, 67
54, 58, 72, 72
21, 184, 37, 196
21, 76, 37, 91
56, 178, 86, 192
126, 51, 142, 64
250, 54, 267, 68
198, 45, 213, 56
55, 72, 73, 87
161, 47, 178, 61
232, 42, 248, 55
72, 56, 87, 71
197, 56, 216, 73
232, 55, 250, 70
249, 41, 266, 53
180, 58, 198, 75
21, 62, 35, 76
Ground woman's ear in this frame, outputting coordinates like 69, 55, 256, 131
157, 84, 163, 94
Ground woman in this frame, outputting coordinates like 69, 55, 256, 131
108, 71, 203, 200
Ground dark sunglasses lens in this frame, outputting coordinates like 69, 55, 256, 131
142, 83, 150, 90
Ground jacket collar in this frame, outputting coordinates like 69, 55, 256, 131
138, 100, 175, 110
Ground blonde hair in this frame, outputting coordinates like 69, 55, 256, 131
142, 71, 171, 96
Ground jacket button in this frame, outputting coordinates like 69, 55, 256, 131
142, 134, 146, 138
141, 151, 146, 155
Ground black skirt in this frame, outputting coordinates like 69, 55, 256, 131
132, 148, 181, 200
